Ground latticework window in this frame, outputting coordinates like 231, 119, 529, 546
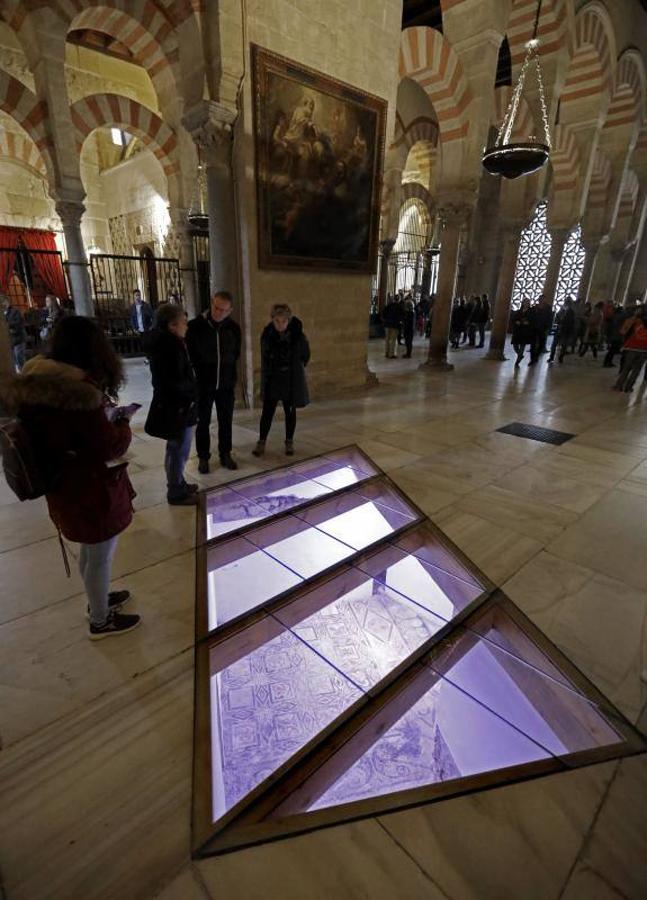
555, 224, 585, 308
511, 201, 552, 308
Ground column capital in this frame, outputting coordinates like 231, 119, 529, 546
183, 100, 237, 165
436, 199, 474, 228
55, 199, 85, 228
380, 238, 396, 252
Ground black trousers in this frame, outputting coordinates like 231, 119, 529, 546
259, 397, 296, 441
196, 386, 235, 460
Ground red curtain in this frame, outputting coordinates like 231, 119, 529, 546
21, 230, 69, 300
0, 227, 19, 294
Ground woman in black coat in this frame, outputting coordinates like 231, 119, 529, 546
252, 304, 310, 457
144, 303, 198, 505
511, 299, 534, 367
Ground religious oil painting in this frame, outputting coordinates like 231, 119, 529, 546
252, 45, 387, 272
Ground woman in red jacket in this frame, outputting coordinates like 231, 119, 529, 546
614, 310, 647, 392
1, 317, 141, 639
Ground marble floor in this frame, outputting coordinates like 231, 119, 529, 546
1, 336, 646, 900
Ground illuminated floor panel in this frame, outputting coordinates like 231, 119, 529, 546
192, 448, 646, 857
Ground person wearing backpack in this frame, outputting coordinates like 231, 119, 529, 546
613, 310, 647, 392
0, 316, 141, 639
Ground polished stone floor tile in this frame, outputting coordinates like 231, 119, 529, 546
492, 464, 608, 514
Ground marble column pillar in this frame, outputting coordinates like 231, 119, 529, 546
377, 239, 395, 311
171, 211, 198, 318
543, 228, 570, 307
485, 224, 523, 361
184, 101, 239, 297
55, 200, 93, 317
421, 203, 471, 371
420, 248, 433, 298
578, 241, 599, 301
615, 245, 636, 307
609, 246, 626, 304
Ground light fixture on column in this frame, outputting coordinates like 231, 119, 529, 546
187, 150, 209, 230
482, 0, 550, 180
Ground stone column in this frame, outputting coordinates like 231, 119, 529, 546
578, 240, 599, 301
420, 248, 433, 298
377, 238, 395, 311
485, 224, 523, 361
542, 228, 570, 307
609, 246, 626, 303
183, 101, 239, 296
55, 200, 93, 317
421, 203, 471, 371
171, 210, 198, 317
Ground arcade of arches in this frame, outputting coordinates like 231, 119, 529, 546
0, 1, 645, 396
2, 2, 647, 899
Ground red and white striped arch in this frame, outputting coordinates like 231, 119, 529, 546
0, 126, 47, 178
551, 124, 580, 193
617, 169, 640, 222
401, 182, 434, 213
604, 51, 646, 133
64, 2, 178, 98
399, 27, 472, 145
402, 141, 438, 194
561, 3, 615, 123
70, 93, 180, 194
507, 0, 571, 70
492, 86, 534, 140
0, 68, 55, 184
393, 115, 439, 156
587, 149, 612, 211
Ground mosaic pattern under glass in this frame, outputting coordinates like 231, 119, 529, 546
193, 448, 645, 858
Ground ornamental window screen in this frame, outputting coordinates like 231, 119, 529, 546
393, 199, 431, 294
511, 201, 552, 308
555, 225, 585, 308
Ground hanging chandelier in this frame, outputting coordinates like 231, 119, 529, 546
482, 0, 551, 180
187, 151, 209, 230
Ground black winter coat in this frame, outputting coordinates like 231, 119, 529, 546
144, 329, 197, 440
511, 308, 534, 344
260, 317, 310, 408
186, 313, 241, 392
382, 301, 403, 329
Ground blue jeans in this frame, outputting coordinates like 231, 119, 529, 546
12, 343, 26, 372
165, 425, 194, 499
79, 536, 119, 627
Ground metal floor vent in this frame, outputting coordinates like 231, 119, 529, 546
496, 422, 575, 445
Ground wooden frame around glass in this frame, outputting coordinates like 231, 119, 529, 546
251, 44, 387, 273
192, 590, 647, 858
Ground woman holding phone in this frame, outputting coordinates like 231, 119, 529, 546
1, 316, 141, 639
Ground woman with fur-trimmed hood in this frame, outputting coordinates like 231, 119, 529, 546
0, 316, 141, 640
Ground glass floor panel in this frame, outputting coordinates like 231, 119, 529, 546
244, 515, 356, 578
206, 537, 303, 630
201, 447, 378, 542
356, 545, 484, 623
208, 617, 362, 822
273, 567, 448, 691
394, 521, 484, 586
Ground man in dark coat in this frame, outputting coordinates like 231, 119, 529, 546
381, 297, 402, 358
186, 290, 241, 472
402, 299, 415, 358
1, 294, 26, 371
129, 289, 154, 335
473, 293, 490, 348
528, 295, 553, 364
548, 297, 576, 364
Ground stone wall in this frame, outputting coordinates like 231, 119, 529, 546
234, 0, 403, 403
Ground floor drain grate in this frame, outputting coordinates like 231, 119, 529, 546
496, 422, 575, 445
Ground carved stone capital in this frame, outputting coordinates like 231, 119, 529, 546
183, 100, 237, 166
436, 201, 473, 229
55, 200, 85, 229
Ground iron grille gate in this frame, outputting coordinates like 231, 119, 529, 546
89, 252, 183, 355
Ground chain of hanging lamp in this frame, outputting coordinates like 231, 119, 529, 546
495, 0, 551, 150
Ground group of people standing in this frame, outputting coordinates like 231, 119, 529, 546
1, 293, 70, 371
381, 293, 416, 358
511, 294, 647, 393
0, 292, 310, 639
449, 294, 491, 350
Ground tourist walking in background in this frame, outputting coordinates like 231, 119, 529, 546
1, 294, 27, 371
548, 297, 576, 364
529, 295, 553, 364
253, 303, 310, 457
602, 305, 625, 368
130, 289, 154, 335
402, 298, 415, 358
144, 303, 198, 506
187, 290, 241, 473
449, 297, 466, 350
614, 308, 647, 392
511, 299, 534, 367
0, 316, 140, 639
382, 296, 402, 359
474, 293, 490, 348
579, 301, 604, 358
39, 294, 70, 344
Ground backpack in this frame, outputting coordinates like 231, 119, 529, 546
0, 416, 48, 500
